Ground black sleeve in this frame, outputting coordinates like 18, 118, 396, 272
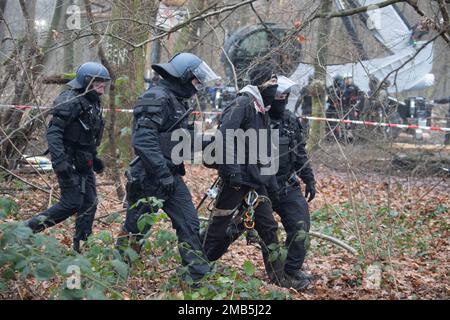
217, 96, 250, 176
293, 117, 315, 184
46, 91, 81, 165
132, 96, 172, 179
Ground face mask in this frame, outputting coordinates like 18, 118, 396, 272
269, 99, 287, 118
185, 82, 198, 98
260, 84, 278, 107
173, 80, 197, 98
85, 88, 101, 102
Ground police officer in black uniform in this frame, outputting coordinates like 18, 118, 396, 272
116, 52, 220, 285
342, 74, 362, 124
202, 64, 307, 290
25, 62, 110, 252
326, 75, 344, 139
433, 96, 450, 145
268, 76, 316, 291
294, 75, 313, 118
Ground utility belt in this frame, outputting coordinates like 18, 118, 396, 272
66, 147, 94, 174
276, 171, 299, 188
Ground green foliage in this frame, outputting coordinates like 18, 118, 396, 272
63, 72, 76, 80
0, 197, 19, 219
311, 201, 450, 259
0, 222, 126, 299
243, 260, 255, 276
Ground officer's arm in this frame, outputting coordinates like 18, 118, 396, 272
218, 96, 248, 175
132, 98, 171, 179
46, 92, 80, 165
293, 118, 315, 183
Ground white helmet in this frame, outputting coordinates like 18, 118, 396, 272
275, 76, 299, 98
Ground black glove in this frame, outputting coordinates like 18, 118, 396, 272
228, 173, 242, 190
304, 180, 316, 202
53, 161, 72, 179
159, 175, 175, 195
268, 191, 280, 210
93, 157, 105, 174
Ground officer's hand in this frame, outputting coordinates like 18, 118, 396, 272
160, 175, 175, 195
93, 157, 105, 174
228, 173, 242, 190
53, 161, 72, 179
304, 180, 316, 202
268, 191, 280, 211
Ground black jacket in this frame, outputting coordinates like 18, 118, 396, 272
217, 92, 278, 192
130, 80, 191, 180
271, 110, 315, 185
47, 89, 104, 166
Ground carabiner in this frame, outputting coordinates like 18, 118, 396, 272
245, 190, 259, 207
244, 220, 255, 229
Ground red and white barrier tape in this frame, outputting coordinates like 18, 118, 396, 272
1, 104, 449, 132
301, 116, 450, 133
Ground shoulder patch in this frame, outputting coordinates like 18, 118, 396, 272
52, 90, 81, 118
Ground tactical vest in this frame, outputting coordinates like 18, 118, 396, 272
63, 95, 104, 150
271, 111, 300, 177
133, 86, 191, 160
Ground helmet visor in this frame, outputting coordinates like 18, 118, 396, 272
192, 61, 220, 84
276, 76, 298, 98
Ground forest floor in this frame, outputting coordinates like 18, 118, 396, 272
2, 140, 449, 300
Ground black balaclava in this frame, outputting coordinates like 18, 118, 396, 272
159, 77, 197, 99
84, 88, 101, 103
180, 79, 198, 98
269, 96, 288, 119
260, 84, 278, 107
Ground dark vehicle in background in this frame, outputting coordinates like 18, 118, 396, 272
221, 23, 303, 86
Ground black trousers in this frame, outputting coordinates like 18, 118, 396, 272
204, 185, 283, 280
276, 184, 310, 274
26, 171, 97, 243
119, 175, 210, 282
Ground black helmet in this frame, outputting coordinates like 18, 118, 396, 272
333, 74, 344, 87
67, 62, 111, 89
152, 52, 219, 85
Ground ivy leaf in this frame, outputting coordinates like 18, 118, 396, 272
15, 225, 32, 240
59, 288, 84, 300
34, 261, 54, 280
111, 259, 128, 280
137, 214, 153, 233
87, 288, 107, 300
268, 250, 279, 262
243, 260, 255, 276
124, 247, 139, 263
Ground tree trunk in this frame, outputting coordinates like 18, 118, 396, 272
84, 0, 125, 200
307, 0, 332, 154
307, 81, 326, 154
0, 0, 45, 169
0, 0, 7, 41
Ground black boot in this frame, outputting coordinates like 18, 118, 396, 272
268, 261, 311, 291
282, 273, 311, 291
286, 269, 314, 281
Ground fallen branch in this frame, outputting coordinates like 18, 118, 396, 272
198, 216, 358, 255
309, 230, 358, 255
0, 165, 53, 196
